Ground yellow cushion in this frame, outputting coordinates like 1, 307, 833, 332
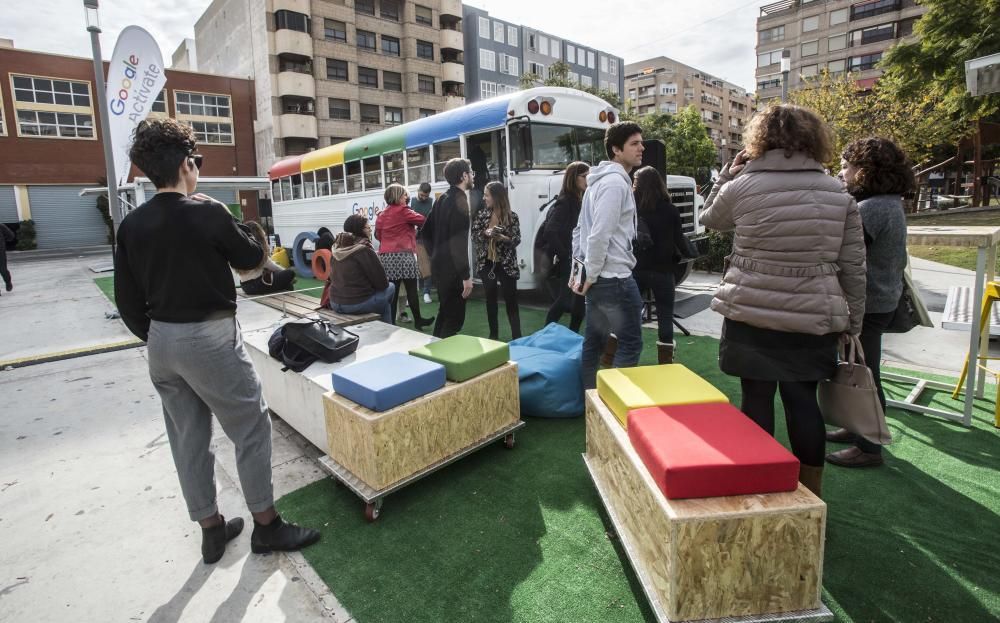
271, 247, 291, 269
596, 364, 729, 428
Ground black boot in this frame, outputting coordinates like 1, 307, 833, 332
201, 515, 245, 564
250, 514, 320, 554
416, 315, 435, 331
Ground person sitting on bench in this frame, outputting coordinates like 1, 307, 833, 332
327, 214, 395, 324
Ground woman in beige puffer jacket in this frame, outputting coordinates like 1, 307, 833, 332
700, 104, 866, 498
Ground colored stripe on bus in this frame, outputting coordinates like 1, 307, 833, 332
302, 142, 346, 173
269, 154, 303, 179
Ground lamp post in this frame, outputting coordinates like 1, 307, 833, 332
84, 0, 123, 249
780, 49, 792, 103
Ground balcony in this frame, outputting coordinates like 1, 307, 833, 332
273, 0, 309, 13
441, 62, 465, 84
439, 0, 462, 19
439, 28, 463, 52
274, 29, 312, 59
276, 72, 315, 99
444, 95, 465, 110
278, 113, 318, 140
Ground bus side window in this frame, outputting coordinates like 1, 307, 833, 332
271, 179, 281, 203
316, 168, 330, 196
281, 177, 292, 201
330, 165, 345, 195
433, 139, 460, 183
384, 151, 405, 186
346, 161, 362, 193
303, 171, 316, 198
406, 147, 431, 187
291, 174, 303, 200
362, 155, 382, 191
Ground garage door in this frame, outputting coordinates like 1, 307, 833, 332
0, 186, 17, 223
28, 185, 109, 249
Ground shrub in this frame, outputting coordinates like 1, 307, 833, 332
693, 230, 733, 273
15, 220, 37, 251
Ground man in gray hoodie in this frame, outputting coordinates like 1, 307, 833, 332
572, 121, 646, 388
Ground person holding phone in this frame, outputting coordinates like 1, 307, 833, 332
472, 181, 522, 340
115, 119, 320, 564
700, 104, 866, 499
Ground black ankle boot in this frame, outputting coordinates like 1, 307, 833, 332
250, 514, 320, 554
202, 515, 244, 564
416, 315, 435, 330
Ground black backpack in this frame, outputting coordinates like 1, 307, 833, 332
268, 319, 360, 372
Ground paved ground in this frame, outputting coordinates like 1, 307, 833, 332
0, 250, 995, 622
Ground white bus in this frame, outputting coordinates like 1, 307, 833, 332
267, 87, 704, 288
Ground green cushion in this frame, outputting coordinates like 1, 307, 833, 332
408, 335, 510, 382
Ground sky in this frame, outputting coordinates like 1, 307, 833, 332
0, 0, 761, 91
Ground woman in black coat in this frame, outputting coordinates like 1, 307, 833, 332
543, 161, 589, 332
632, 166, 687, 364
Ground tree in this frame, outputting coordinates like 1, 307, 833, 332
790, 70, 964, 168
520, 61, 621, 108
880, 0, 1000, 130
663, 106, 717, 181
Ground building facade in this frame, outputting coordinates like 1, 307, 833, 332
462, 6, 624, 103
194, 0, 465, 176
625, 56, 754, 166
755, 0, 926, 101
0, 44, 258, 249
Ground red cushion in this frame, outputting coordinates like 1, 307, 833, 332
627, 403, 800, 499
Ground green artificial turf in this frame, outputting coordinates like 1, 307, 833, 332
94, 275, 115, 304
275, 303, 1000, 623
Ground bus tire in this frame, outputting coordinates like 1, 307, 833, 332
311, 249, 332, 281
292, 231, 319, 279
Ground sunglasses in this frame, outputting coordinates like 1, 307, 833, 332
189, 154, 204, 170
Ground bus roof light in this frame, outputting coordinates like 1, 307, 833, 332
527, 99, 540, 114
608, 111, 617, 124
599, 111, 608, 122
539, 100, 553, 115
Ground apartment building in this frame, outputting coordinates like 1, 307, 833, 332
0, 44, 258, 248
625, 57, 754, 166
462, 6, 624, 103
755, 0, 926, 101
194, 0, 465, 175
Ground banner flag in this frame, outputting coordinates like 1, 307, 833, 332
105, 26, 167, 186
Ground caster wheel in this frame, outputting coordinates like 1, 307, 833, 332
503, 433, 516, 449
364, 501, 382, 522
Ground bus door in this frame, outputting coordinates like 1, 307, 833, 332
464, 129, 508, 277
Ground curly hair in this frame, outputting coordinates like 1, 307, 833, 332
129, 118, 196, 189
842, 137, 915, 197
742, 104, 832, 164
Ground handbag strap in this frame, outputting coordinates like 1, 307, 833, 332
838, 334, 867, 366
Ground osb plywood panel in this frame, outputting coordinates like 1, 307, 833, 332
584, 390, 825, 622
324, 362, 519, 491
586, 392, 676, 613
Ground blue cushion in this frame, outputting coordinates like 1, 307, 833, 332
332, 353, 446, 412
509, 324, 584, 418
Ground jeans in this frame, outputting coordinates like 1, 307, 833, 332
331, 283, 395, 324
481, 261, 521, 340
856, 310, 895, 455
420, 276, 432, 295
545, 260, 585, 332
581, 276, 644, 389
634, 269, 676, 343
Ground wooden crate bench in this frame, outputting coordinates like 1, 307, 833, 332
584, 390, 827, 623
246, 290, 378, 326
324, 362, 520, 492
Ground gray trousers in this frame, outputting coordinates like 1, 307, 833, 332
147, 316, 274, 521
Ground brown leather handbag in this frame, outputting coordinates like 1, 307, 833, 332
818, 335, 893, 445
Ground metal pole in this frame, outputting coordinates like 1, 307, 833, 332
781, 70, 789, 103
88, 24, 123, 251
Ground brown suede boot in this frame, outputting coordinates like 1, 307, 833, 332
601, 334, 618, 367
656, 341, 675, 364
798, 464, 823, 499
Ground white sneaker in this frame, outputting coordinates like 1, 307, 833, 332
399, 311, 412, 323
423, 293, 432, 304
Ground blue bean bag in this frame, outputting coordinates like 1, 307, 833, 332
292, 231, 319, 279
509, 323, 584, 418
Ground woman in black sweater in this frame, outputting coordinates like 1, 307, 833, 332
543, 161, 589, 332
632, 166, 687, 364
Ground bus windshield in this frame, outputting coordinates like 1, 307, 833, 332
510, 122, 606, 170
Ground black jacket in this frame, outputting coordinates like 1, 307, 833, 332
634, 197, 686, 273
114, 192, 264, 341
422, 185, 471, 280
543, 193, 581, 263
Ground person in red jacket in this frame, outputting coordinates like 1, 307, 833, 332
375, 183, 434, 330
